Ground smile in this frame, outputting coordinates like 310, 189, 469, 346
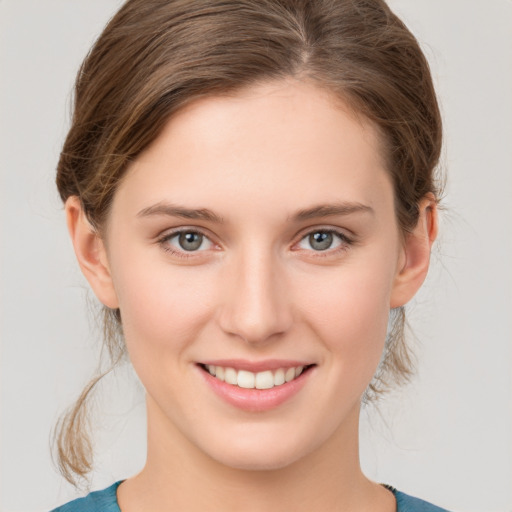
201, 364, 309, 389
198, 361, 315, 411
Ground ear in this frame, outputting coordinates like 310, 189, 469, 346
390, 195, 438, 308
65, 196, 119, 309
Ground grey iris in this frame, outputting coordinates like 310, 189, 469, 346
179, 232, 203, 251
309, 232, 333, 251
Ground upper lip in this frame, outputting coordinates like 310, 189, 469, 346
198, 359, 314, 372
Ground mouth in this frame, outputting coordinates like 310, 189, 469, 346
198, 363, 315, 390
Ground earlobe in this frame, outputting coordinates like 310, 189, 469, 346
65, 196, 119, 309
390, 195, 438, 308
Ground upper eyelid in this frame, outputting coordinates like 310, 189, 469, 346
295, 226, 352, 242
158, 226, 215, 241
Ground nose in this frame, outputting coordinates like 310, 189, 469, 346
217, 247, 293, 345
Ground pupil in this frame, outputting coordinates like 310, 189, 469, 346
310, 232, 332, 251
179, 232, 202, 251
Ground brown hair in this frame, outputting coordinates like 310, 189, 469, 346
55, 0, 442, 485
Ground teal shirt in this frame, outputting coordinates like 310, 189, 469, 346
51, 481, 451, 511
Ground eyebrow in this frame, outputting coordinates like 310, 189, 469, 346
136, 200, 373, 223
137, 202, 225, 223
290, 202, 374, 222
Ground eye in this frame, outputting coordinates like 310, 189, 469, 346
297, 229, 348, 252
160, 230, 214, 255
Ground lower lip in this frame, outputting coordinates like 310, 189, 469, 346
198, 366, 313, 412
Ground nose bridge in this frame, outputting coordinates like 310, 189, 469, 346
219, 240, 292, 344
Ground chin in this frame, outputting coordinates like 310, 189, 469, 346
200, 427, 321, 472
212, 447, 303, 472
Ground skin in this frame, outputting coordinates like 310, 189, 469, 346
67, 80, 437, 511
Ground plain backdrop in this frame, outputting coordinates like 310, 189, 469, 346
1, 1, 511, 511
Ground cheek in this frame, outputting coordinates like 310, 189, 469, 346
297, 258, 395, 369
110, 254, 218, 357
112, 262, 222, 409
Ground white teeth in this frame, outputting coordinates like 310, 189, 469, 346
224, 367, 237, 385
285, 367, 295, 382
215, 366, 225, 381
274, 368, 285, 386
255, 370, 274, 390
237, 370, 255, 389
205, 364, 309, 389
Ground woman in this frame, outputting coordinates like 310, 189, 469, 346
52, 0, 448, 510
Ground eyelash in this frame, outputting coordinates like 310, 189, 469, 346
294, 228, 353, 258
157, 229, 215, 260
157, 227, 354, 260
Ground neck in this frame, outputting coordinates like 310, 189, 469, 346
117, 397, 390, 512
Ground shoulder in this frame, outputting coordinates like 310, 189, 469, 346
50, 481, 122, 512
393, 489, 451, 512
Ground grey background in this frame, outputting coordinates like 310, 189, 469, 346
1, 1, 511, 511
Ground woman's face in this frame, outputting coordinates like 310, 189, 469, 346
101, 80, 408, 470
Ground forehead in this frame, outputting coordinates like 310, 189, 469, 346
114, 79, 392, 219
